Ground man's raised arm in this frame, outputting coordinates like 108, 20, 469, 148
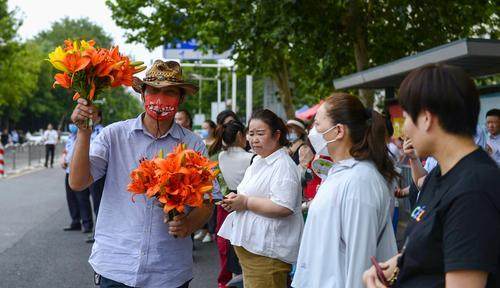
69, 98, 97, 191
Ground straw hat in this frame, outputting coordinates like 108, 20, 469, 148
132, 60, 198, 95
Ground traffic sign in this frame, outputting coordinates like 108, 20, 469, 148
163, 39, 232, 60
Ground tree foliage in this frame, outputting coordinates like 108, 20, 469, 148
0, 1, 41, 128
107, 0, 499, 117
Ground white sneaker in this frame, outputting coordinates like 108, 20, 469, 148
202, 234, 212, 243
194, 230, 206, 240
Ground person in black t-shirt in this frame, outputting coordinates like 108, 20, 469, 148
363, 64, 500, 288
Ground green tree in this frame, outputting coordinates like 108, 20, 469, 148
97, 87, 142, 125
295, 0, 500, 106
0, 42, 42, 120
107, 0, 301, 118
0, 0, 19, 57
0, 1, 41, 128
105, 0, 499, 117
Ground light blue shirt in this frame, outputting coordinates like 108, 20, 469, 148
293, 159, 396, 288
88, 114, 220, 287
474, 125, 487, 149
91, 123, 104, 142
423, 157, 438, 173
64, 133, 77, 174
487, 134, 500, 166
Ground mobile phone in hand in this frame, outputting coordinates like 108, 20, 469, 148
370, 256, 391, 287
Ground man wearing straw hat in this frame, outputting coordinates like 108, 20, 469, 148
69, 60, 219, 288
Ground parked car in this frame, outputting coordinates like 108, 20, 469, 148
60, 132, 70, 143
26, 132, 43, 144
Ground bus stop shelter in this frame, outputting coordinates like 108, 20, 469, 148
332, 38, 500, 131
333, 38, 500, 93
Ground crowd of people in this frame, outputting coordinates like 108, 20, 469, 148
62, 60, 498, 288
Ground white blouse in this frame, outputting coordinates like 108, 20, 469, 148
218, 147, 254, 190
218, 148, 304, 264
292, 158, 397, 288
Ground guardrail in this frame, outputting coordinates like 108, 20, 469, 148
1, 142, 66, 177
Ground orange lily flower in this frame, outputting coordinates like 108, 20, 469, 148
52, 73, 72, 88
62, 53, 91, 73
127, 144, 218, 215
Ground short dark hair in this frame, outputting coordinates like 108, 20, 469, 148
399, 64, 479, 137
177, 109, 192, 129
249, 109, 289, 147
216, 110, 238, 126
486, 109, 500, 118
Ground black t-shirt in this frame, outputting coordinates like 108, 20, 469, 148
396, 149, 500, 287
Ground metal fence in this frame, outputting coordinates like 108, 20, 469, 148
1, 142, 65, 176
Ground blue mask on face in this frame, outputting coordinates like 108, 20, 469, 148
200, 129, 209, 139
68, 124, 78, 134
287, 132, 299, 142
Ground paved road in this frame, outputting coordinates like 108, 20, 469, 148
0, 168, 219, 288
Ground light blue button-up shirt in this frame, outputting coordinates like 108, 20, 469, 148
64, 133, 76, 174
88, 114, 220, 287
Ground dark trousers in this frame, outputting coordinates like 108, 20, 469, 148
45, 144, 55, 167
90, 176, 105, 217
100, 276, 190, 288
65, 173, 93, 230
207, 205, 217, 234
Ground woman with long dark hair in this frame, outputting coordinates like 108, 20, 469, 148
292, 93, 398, 288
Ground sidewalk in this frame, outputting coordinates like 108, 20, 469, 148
1, 143, 65, 177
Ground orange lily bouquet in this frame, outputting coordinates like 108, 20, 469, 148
48, 39, 146, 125
127, 143, 219, 221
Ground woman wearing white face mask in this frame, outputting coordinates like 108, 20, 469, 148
292, 93, 399, 288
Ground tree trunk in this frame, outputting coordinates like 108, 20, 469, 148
354, 34, 374, 108
272, 58, 295, 119
348, 0, 374, 108
58, 111, 68, 131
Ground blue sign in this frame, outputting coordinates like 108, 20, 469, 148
164, 39, 199, 50
163, 39, 232, 60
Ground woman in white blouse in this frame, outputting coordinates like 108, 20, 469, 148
292, 93, 398, 288
218, 109, 304, 288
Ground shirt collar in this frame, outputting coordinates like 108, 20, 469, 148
328, 157, 359, 175
129, 113, 183, 140
227, 146, 246, 153
264, 147, 285, 165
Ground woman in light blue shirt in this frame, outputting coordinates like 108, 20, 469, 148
292, 93, 398, 288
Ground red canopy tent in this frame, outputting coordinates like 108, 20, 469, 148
296, 101, 323, 121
